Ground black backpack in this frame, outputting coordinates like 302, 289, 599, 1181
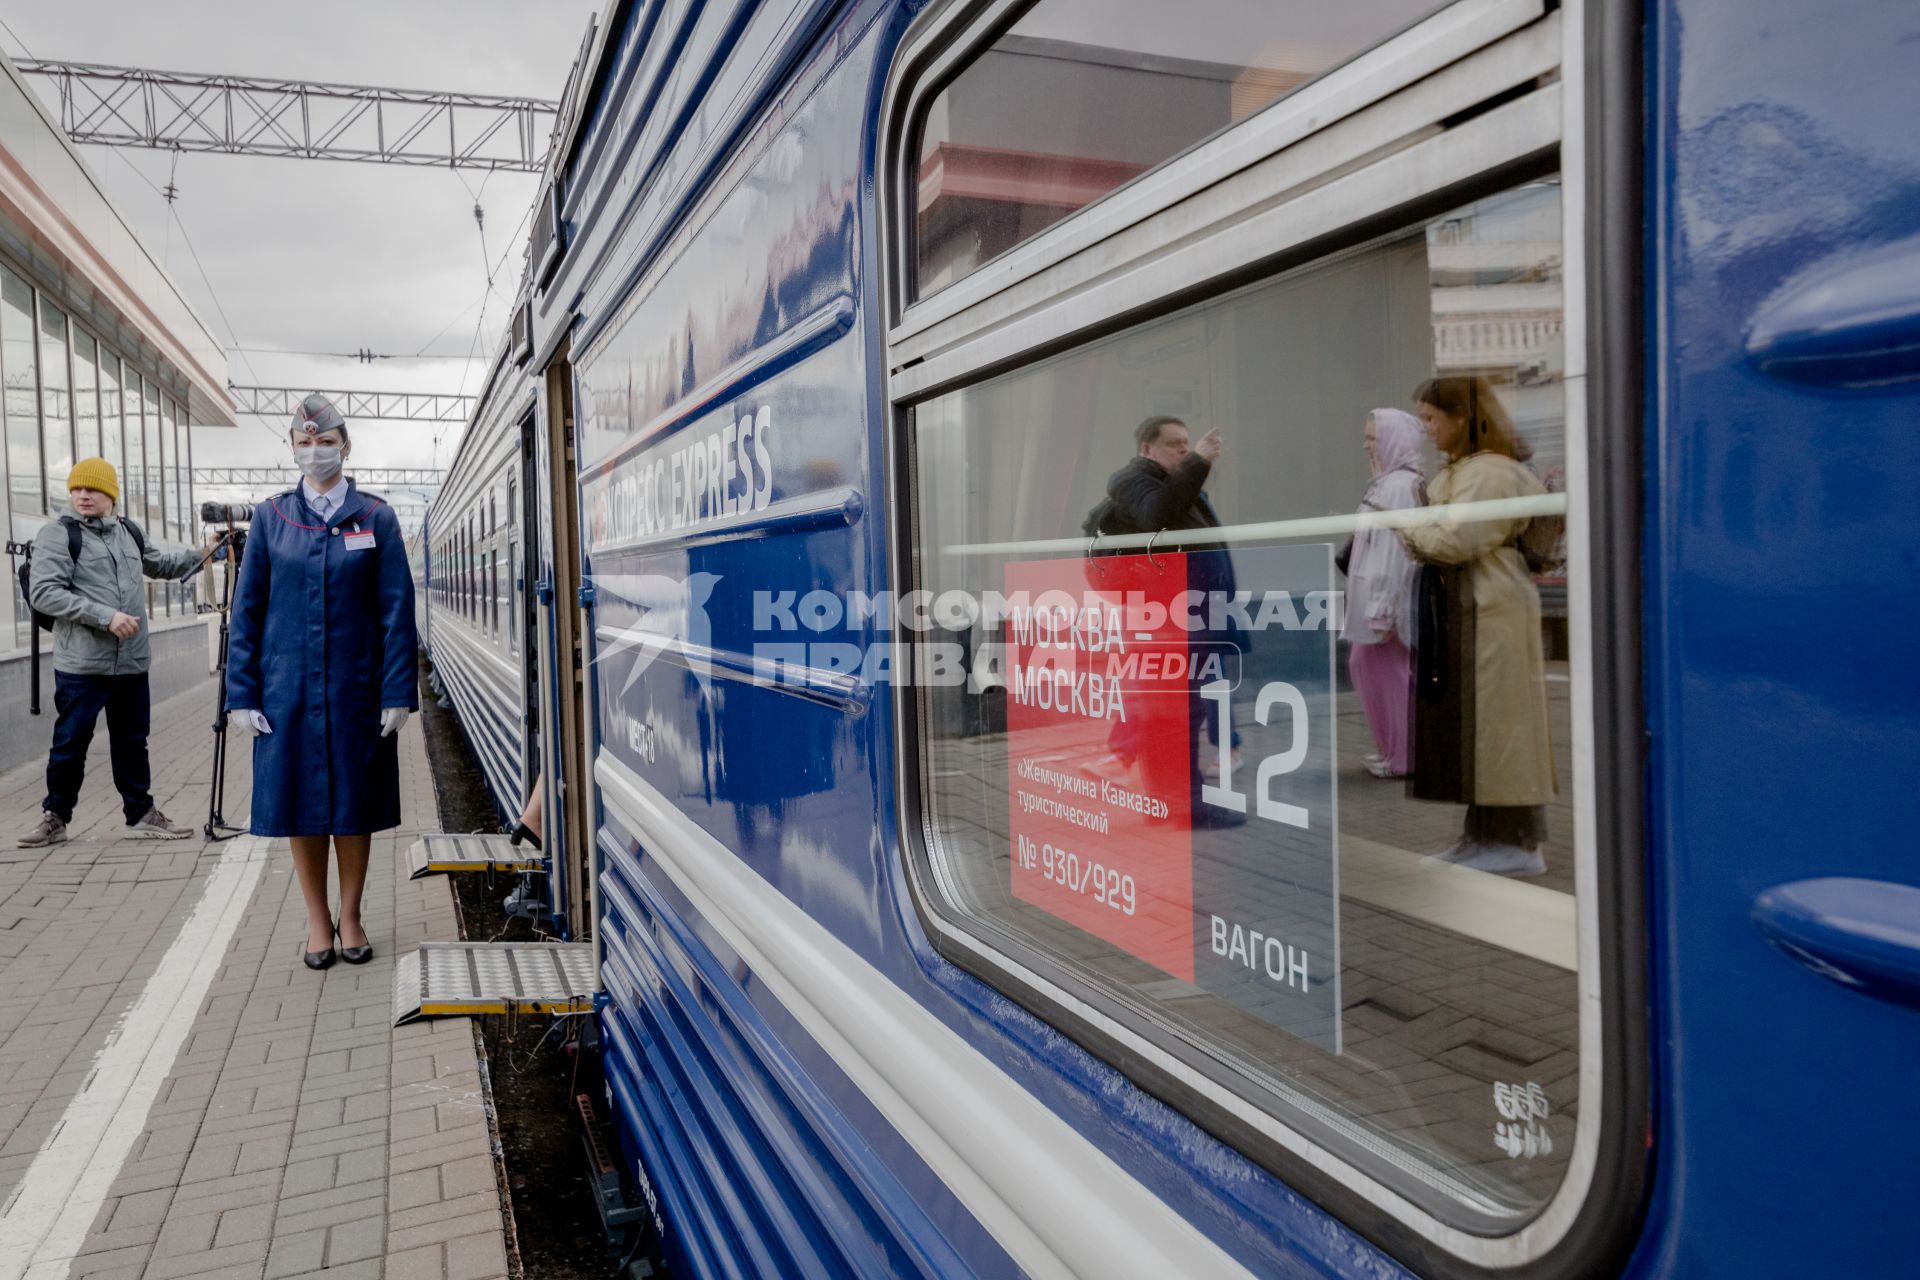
19, 517, 147, 631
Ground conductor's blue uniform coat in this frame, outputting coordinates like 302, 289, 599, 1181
225, 480, 419, 836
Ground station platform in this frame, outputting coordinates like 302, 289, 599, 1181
0, 678, 514, 1280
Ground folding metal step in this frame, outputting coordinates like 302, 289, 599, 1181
392, 941, 596, 1025
404, 832, 544, 879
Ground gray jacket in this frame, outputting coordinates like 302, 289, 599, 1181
28, 512, 202, 675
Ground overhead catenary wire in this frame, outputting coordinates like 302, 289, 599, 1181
231, 345, 486, 362
429, 183, 537, 467
0, 15, 34, 58
1, 12, 528, 471
101, 148, 287, 443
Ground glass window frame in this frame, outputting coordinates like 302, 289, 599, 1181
35, 296, 72, 516
1, 264, 43, 527
122, 362, 144, 530
507, 479, 521, 657
72, 329, 99, 463
99, 349, 123, 489
877, 0, 1647, 1274
904, 0, 1462, 303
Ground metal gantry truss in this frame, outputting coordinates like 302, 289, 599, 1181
16, 59, 559, 173
228, 385, 474, 424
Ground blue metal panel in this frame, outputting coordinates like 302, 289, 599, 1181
1633, 0, 1920, 1275
558, 3, 1419, 1275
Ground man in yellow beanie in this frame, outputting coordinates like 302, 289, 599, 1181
19, 459, 213, 847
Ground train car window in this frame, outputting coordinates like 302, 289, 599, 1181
910, 0, 1451, 298
506, 480, 519, 657
907, 177, 1588, 1237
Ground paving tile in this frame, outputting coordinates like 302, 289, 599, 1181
0, 684, 514, 1276
323, 1214, 387, 1265
212, 1200, 278, 1247
384, 1242, 448, 1280
262, 1227, 326, 1279
445, 1230, 512, 1280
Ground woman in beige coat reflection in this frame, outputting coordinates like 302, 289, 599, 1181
1399, 376, 1556, 876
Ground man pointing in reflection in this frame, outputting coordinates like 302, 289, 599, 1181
1083, 417, 1242, 821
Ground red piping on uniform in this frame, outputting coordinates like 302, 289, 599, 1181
268, 497, 326, 532
267, 493, 384, 532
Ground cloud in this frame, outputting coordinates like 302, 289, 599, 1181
4, 0, 600, 485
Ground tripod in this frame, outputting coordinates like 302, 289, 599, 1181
205, 532, 246, 843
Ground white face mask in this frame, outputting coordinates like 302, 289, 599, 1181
295, 444, 344, 482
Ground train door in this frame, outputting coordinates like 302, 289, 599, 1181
538, 347, 594, 938
515, 412, 540, 809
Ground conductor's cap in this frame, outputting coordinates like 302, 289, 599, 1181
291, 393, 347, 438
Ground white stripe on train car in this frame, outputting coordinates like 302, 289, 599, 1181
593, 751, 1256, 1280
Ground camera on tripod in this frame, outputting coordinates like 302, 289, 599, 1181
200, 501, 249, 566
199, 500, 254, 842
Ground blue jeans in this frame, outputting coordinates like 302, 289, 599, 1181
43, 671, 154, 825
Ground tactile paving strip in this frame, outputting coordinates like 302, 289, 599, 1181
392, 941, 595, 1025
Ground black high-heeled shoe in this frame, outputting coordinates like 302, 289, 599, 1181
302, 926, 336, 971
336, 923, 374, 966
509, 822, 542, 851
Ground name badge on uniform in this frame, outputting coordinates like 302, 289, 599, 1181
343, 530, 377, 551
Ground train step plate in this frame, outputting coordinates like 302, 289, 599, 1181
404, 833, 544, 878
392, 942, 596, 1026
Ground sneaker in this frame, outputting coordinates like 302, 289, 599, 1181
1419, 837, 1476, 869
127, 807, 194, 840
18, 811, 68, 848
1450, 841, 1547, 877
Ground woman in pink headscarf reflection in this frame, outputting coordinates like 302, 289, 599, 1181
1344, 409, 1426, 778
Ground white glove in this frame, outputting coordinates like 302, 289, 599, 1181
380, 707, 410, 737
230, 709, 272, 734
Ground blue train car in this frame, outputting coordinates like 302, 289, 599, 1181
417, 0, 1920, 1273
421, 345, 540, 829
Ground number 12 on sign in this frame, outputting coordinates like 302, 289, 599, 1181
1199, 678, 1312, 828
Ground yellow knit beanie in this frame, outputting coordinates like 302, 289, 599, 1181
68, 457, 119, 505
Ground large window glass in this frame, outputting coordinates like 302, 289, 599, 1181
123, 364, 145, 529
163, 396, 182, 615
73, 333, 99, 463
909, 178, 1575, 1228
100, 351, 123, 486
2, 266, 41, 526
180, 400, 192, 519
913, 0, 1449, 297
38, 301, 71, 512
164, 398, 179, 541
142, 380, 162, 616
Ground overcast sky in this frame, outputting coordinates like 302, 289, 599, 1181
1, 0, 602, 511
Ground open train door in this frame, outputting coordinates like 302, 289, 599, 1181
533, 342, 594, 939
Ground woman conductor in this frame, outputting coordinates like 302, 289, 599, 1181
225, 394, 420, 969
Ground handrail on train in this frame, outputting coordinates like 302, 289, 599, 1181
939, 492, 1571, 557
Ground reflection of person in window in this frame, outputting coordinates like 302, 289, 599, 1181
1399, 377, 1555, 876
1343, 410, 1426, 780
1082, 417, 1241, 818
